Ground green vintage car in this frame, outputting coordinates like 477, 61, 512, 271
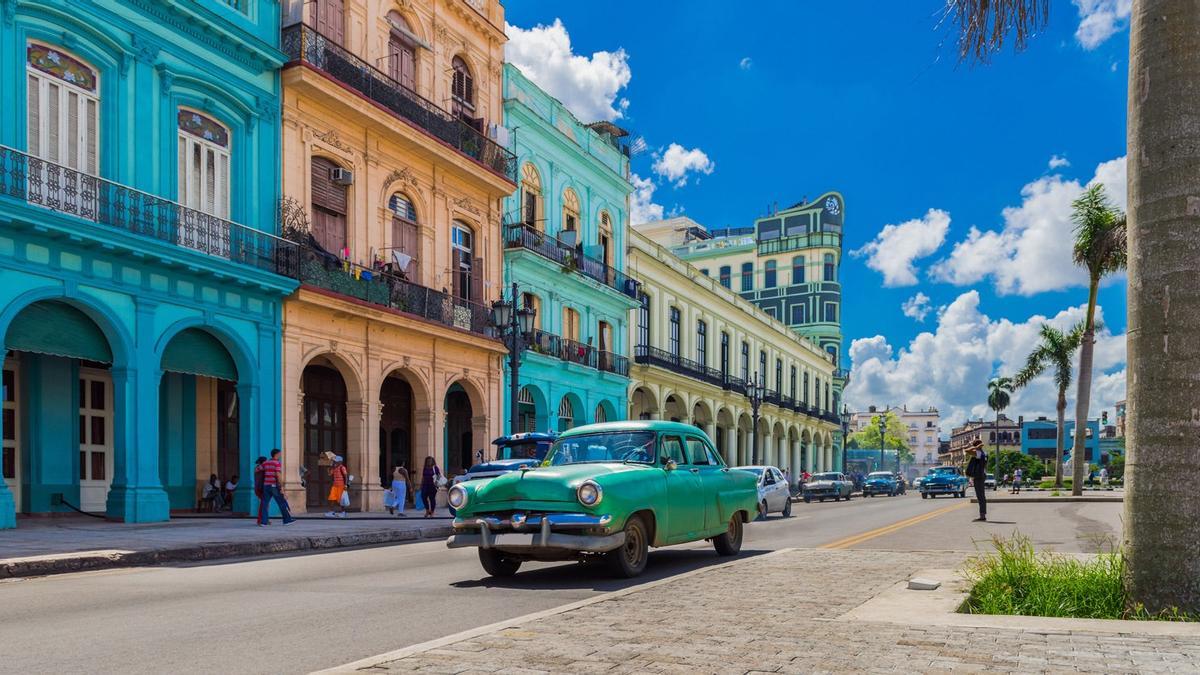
445, 421, 759, 578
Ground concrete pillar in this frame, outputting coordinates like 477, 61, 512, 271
106, 364, 170, 523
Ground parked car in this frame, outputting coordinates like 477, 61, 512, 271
449, 432, 558, 515
446, 421, 759, 578
919, 466, 968, 499
733, 465, 792, 519
862, 471, 900, 497
985, 473, 997, 490
802, 472, 854, 502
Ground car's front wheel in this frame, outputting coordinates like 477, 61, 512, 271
478, 548, 521, 578
713, 514, 743, 556
758, 500, 769, 521
607, 515, 649, 578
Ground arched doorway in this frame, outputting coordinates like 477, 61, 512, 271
444, 383, 473, 475
663, 394, 685, 423
630, 386, 657, 420
716, 407, 734, 464
557, 394, 580, 432
378, 373, 414, 488
517, 384, 547, 433
594, 399, 616, 425
3, 300, 115, 514
302, 362, 347, 507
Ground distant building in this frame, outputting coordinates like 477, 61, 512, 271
1099, 436, 1125, 465
1115, 399, 1126, 437
848, 405, 940, 479
944, 414, 1021, 465
1020, 417, 1100, 465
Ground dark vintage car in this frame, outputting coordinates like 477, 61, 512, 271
862, 471, 900, 497
802, 472, 854, 502
448, 432, 558, 516
919, 465, 968, 498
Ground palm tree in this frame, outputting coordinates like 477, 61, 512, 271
987, 377, 1013, 476
1013, 324, 1083, 488
949, 0, 1200, 619
1067, 185, 1126, 496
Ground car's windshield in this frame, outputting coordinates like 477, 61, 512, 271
987, 473, 995, 479
812, 472, 839, 481
929, 467, 958, 475
495, 441, 542, 461
868, 472, 892, 479
546, 431, 656, 466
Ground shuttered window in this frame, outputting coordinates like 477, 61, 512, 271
451, 56, 474, 110
26, 43, 98, 173
315, 0, 345, 45
177, 110, 230, 219
311, 157, 347, 254
389, 192, 419, 281
451, 222, 475, 301
386, 12, 417, 90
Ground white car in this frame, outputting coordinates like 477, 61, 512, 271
985, 473, 997, 490
734, 465, 792, 519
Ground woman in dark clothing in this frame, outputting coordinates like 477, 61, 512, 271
420, 456, 442, 518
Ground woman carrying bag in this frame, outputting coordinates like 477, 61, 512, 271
326, 455, 350, 518
420, 456, 442, 518
389, 466, 409, 517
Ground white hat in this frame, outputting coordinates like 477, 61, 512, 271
333, 455, 344, 462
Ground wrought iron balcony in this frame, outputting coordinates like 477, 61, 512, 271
504, 222, 639, 298
281, 23, 516, 183
633, 346, 730, 389
523, 329, 628, 375
292, 241, 491, 336
0, 145, 296, 277
597, 350, 629, 377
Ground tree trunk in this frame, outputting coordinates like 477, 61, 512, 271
1055, 393, 1066, 488
1071, 281, 1100, 496
1126, 0, 1200, 614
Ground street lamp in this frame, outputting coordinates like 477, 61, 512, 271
877, 410, 887, 472
490, 282, 537, 435
839, 404, 850, 474
748, 370, 765, 465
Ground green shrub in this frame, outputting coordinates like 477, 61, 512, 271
962, 535, 1199, 621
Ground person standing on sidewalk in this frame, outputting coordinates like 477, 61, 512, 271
391, 465, 408, 517
420, 456, 442, 518
258, 449, 295, 526
326, 455, 349, 518
1011, 467, 1023, 494
965, 440, 988, 522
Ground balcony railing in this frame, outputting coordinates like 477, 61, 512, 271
524, 329, 628, 376
293, 242, 491, 336
0, 145, 297, 277
634, 346, 727, 388
756, 231, 842, 256
281, 23, 516, 182
504, 222, 639, 298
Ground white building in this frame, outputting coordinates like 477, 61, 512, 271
849, 405, 941, 476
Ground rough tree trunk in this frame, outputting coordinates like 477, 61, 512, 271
1055, 394, 1066, 488
1126, 0, 1200, 613
1071, 282, 1099, 497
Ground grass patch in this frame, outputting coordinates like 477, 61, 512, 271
961, 535, 1198, 621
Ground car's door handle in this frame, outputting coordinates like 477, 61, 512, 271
689, 468, 700, 474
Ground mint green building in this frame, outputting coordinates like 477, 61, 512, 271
500, 64, 638, 434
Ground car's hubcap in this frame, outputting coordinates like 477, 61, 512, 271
623, 524, 643, 566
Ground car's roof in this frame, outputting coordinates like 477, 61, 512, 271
491, 432, 557, 445
867, 471, 893, 476
557, 420, 704, 438
731, 465, 776, 471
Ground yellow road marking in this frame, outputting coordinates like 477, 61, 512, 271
819, 501, 970, 549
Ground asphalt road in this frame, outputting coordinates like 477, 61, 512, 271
0, 492, 1055, 674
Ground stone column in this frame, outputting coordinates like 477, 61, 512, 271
105, 365, 170, 523
346, 400, 370, 511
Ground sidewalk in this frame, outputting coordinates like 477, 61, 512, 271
338, 548, 1200, 674
0, 509, 454, 579
973, 489, 1125, 503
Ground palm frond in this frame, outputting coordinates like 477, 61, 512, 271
947, 0, 1050, 64
1072, 184, 1127, 276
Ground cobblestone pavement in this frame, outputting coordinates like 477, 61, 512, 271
357, 548, 1200, 674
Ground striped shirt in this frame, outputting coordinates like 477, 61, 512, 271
260, 458, 282, 487
332, 465, 347, 487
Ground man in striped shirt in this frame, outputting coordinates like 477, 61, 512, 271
257, 448, 296, 526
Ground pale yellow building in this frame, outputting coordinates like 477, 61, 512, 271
626, 230, 841, 481
278, 0, 515, 511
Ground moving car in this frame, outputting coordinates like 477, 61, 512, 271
985, 473, 997, 490
446, 421, 759, 578
802, 472, 854, 502
449, 432, 558, 515
733, 465, 792, 518
919, 466, 968, 499
862, 471, 900, 497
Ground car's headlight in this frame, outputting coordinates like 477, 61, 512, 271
447, 484, 468, 509
577, 480, 603, 507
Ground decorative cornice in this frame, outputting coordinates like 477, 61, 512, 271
156, 63, 174, 95
384, 167, 419, 190
123, 0, 283, 73
313, 128, 353, 154
451, 196, 481, 216
131, 33, 160, 65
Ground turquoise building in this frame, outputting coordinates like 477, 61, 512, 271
0, 0, 294, 528
501, 64, 638, 434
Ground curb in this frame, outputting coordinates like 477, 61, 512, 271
0, 525, 454, 580
970, 496, 1123, 503
317, 546, 799, 674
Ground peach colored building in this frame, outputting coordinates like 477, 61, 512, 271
278, 0, 515, 511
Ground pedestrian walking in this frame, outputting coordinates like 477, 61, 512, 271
326, 455, 349, 518
965, 440, 988, 522
257, 449, 295, 526
420, 456, 442, 518
391, 465, 408, 517
1011, 467, 1023, 494
1099, 466, 1109, 489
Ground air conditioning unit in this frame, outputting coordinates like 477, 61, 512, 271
330, 167, 354, 185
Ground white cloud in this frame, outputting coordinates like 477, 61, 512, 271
845, 291, 1126, 433
852, 209, 950, 287
1073, 0, 1132, 50
739, 57, 753, 70
630, 173, 663, 224
1048, 154, 1071, 169
651, 143, 715, 188
929, 156, 1126, 296
504, 19, 632, 122
901, 293, 933, 322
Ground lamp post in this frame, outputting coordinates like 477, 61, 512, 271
489, 282, 537, 435
877, 410, 887, 472
839, 404, 850, 473
749, 370, 765, 465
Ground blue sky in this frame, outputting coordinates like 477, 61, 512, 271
503, 1, 1131, 430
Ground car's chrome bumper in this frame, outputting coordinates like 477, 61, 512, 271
920, 485, 960, 493
446, 512, 624, 552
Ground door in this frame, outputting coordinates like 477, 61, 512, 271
302, 366, 347, 508
215, 381, 239, 486
78, 369, 112, 512
768, 467, 788, 511
662, 434, 704, 542
387, 33, 416, 90
686, 435, 725, 531
3, 361, 20, 513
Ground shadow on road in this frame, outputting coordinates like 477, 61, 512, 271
450, 547, 774, 592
